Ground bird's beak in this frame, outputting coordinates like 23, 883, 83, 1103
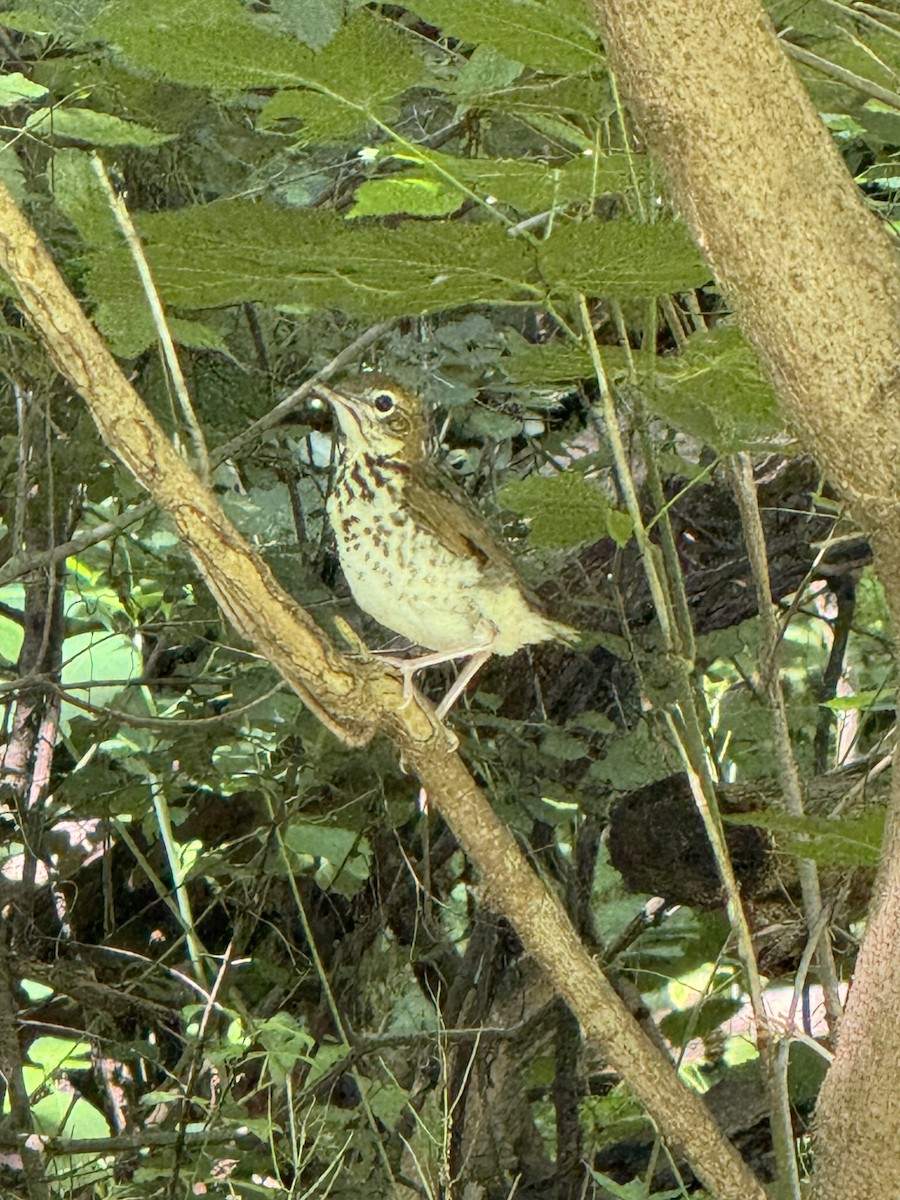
311, 383, 350, 409
312, 383, 365, 436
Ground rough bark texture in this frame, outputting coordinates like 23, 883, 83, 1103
591, 3, 900, 1198
0, 185, 768, 1200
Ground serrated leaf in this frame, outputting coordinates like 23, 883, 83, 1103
380, 147, 638, 215
405, 0, 599, 74
501, 331, 649, 385
89, 0, 317, 93
454, 44, 523, 96
500, 471, 611, 548
25, 106, 175, 146
540, 219, 711, 297
258, 13, 425, 142
502, 336, 592, 384
348, 176, 462, 218
0, 71, 48, 102
272, 0, 345, 50
1, 2, 106, 34
644, 328, 784, 451
90, 0, 423, 145
51, 148, 120, 245
86, 201, 537, 352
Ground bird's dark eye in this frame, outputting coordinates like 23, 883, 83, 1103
374, 393, 394, 413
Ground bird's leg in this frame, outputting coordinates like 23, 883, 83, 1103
435, 649, 492, 719
378, 645, 493, 714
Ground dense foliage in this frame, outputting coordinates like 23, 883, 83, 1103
0, 1, 897, 1197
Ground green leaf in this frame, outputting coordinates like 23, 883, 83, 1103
606, 508, 634, 548
0, 70, 48, 102
500, 471, 615, 549
589, 1167, 683, 1199
91, 0, 423, 144
502, 335, 592, 384
374, 147, 638, 216
587, 721, 678, 789
28, 1035, 92, 1072
540, 219, 711, 297
726, 809, 884, 868
86, 202, 538, 352
271, 0, 345, 50
821, 689, 895, 712
258, 13, 424, 142
1, 2, 106, 34
501, 331, 650, 386
541, 730, 589, 761
405, 0, 600, 74
256, 1013, 316, 1085
348, 176, 462, 218
89, 0, 318, 93
283, 821, 367, 868
496, 76, 612, 149
454, 44, 523, 95
61, 630, 141, 733
51, 148, 120, 246
0, 146, 26, 202
25, 106, 175, 146
643, 328, 784, 450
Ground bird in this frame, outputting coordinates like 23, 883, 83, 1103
313, 374, 577, 718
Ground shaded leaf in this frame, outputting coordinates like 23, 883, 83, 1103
540, 219, 711, 298
644, 328, 785, 451
26, 105, 175, 146
726, 809, 884, 867
86, 201, 537, 353
405, 0, 600, 74
501, 471, 614, 549
454, 44, 523, 95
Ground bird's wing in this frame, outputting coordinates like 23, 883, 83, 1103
404, 466, 579, 645
404, 464, 520, 580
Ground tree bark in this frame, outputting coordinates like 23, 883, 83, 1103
591, 3, 900, 1198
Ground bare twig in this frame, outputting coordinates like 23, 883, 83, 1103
731, 452, 843, 1040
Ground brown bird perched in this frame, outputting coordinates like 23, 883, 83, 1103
314, 375, 577, 717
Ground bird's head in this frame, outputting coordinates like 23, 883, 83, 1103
314, 375, 428, 462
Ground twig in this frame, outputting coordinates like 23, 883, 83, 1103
0, 502, 154, 589
211, 320, 394, 466
730, 452, 843, 1040
92, 155, 210, 479
782, 39, 900, 110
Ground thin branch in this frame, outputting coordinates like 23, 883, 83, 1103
730, 452, 843, 1041
781, 38, 900, 109
92, 155, 210, 479
211, 320, 394, 467
0, 502, 154, 589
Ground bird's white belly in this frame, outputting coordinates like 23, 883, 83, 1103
329, 492, 491, 652
327, 480, 560, 657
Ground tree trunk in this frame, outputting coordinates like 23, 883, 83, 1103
590, 3, 900, 1198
